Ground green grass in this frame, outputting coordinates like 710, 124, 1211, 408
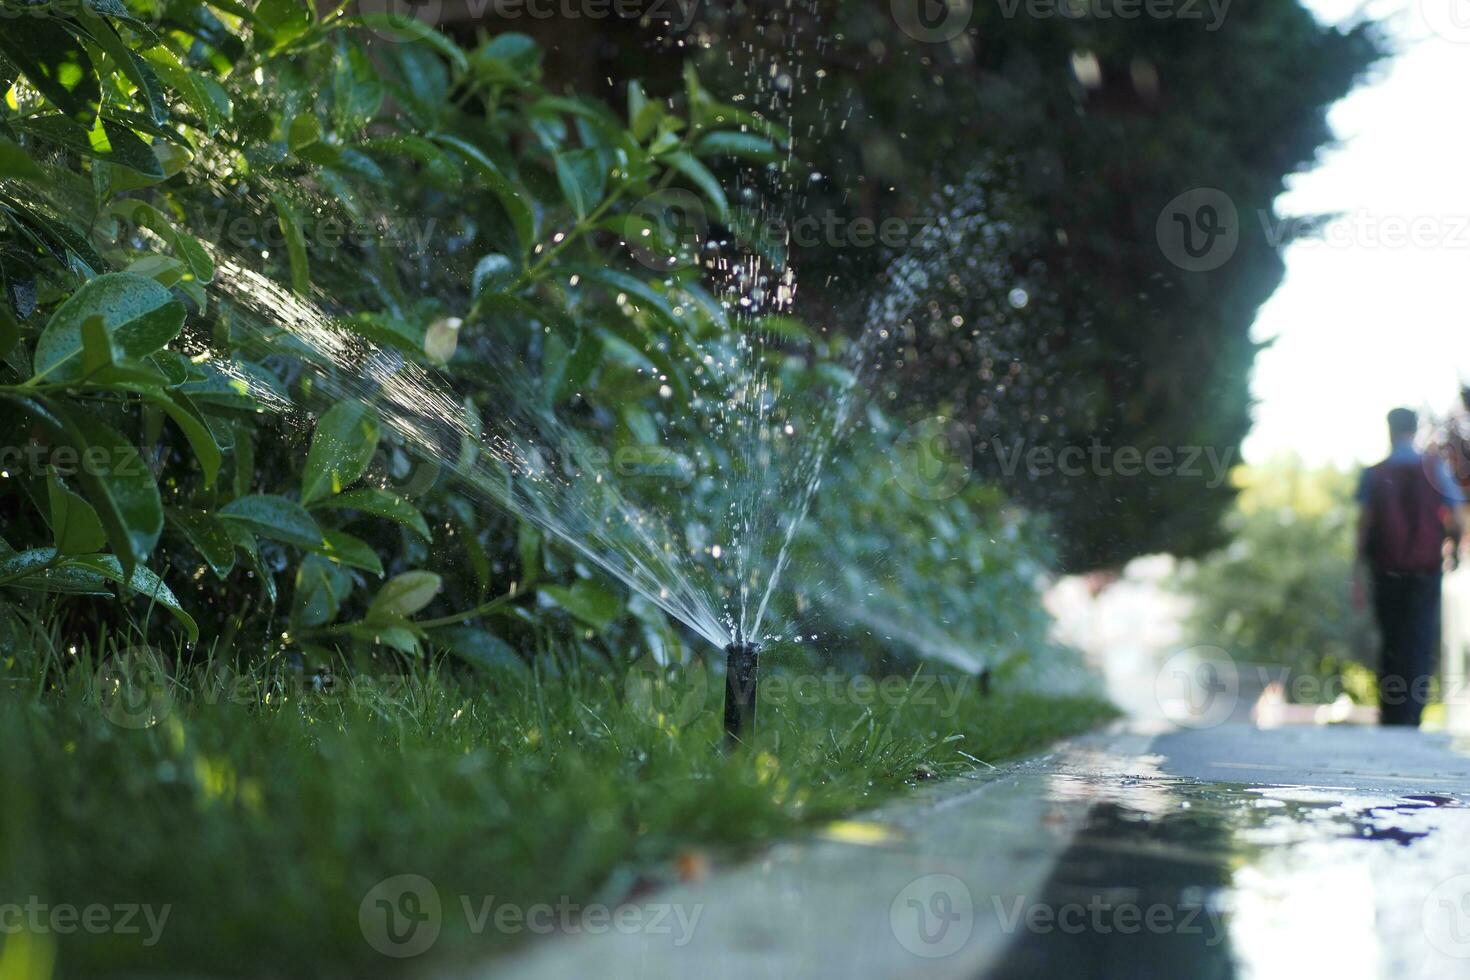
0, 639, 1115, 978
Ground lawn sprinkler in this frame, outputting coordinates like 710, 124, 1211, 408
723, 638, 761, 746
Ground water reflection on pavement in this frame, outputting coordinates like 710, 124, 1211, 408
986, 724, 1470, 979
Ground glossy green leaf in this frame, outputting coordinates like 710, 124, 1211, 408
225, 523, 276, 604
141, 47, 222, 135
433, 134, 534, 257
47, 468, 106, 555
541, 580, 621, 631
433, 627, 526, 672
694, 131, 780, 162
368, 571, 441, 620
0, 548, 112, 596
312, 488, 431, 542
292, 553, 350, 628
255, 0, 313, 49
301, 400, 379, 504
167, 508, 236, 579
80, 315, 115, 377
109, 200, 215, 284
144, 389, 222, 489
0, 20, 101, 124
664, 151, 730, 222
124, 254, 186, 288
627, 80, 666, 142
472, 32, 541, 83
76, 13, 165, 125
347, 17, 467, 75
331, 42, 383, 132
66, 554, 199, 642
554, 148, 606, 220
220, 494, 324, 551
386, 43, 447, 128
270, 192, 310, 295
50, 405, 164, 574
348, 622, 422, 654
0, 548, 61, 586
319, 528, 383, 576
20, 115, 164, 178
32, 273, 185, 384
472, 253, 516, 300
0, 136, 45, 182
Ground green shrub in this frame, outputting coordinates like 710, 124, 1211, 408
0, 2, 1067, 680
1178, 457, 1375, 698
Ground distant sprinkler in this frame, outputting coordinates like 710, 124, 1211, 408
723, 638, 761, 746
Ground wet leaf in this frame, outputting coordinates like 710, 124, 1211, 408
47, 468, 106, 556
301, 400, 379, 504
368, 571, 442, 619
220, 495, 324, 551
32, 273, 185, 384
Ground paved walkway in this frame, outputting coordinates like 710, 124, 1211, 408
454, 722, 1470, 980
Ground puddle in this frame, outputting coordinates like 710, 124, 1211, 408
983, 765, 1470, 979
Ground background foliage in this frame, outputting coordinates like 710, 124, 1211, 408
0, 0, 1067, 679
1178, 458, 1376, 697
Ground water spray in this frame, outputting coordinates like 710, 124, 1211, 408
723, 637, 761, 745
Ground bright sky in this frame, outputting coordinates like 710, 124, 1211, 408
1243, 0, 1470, 469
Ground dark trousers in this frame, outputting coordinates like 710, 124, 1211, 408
1371, 571, 1442, 726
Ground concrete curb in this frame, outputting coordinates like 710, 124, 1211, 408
447, 726, 1157, 980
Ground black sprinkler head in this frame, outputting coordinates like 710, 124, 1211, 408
723, 641, 761, 746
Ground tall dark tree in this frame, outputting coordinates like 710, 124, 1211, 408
683, 0, 1384, 570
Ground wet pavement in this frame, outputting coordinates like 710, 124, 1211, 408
466, 723, 1470, 980
988, 724, 1470, 978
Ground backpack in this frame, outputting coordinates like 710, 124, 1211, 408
1364, 460, 1446, 574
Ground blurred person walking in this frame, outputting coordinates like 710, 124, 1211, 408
1354, 408, 1464, 727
